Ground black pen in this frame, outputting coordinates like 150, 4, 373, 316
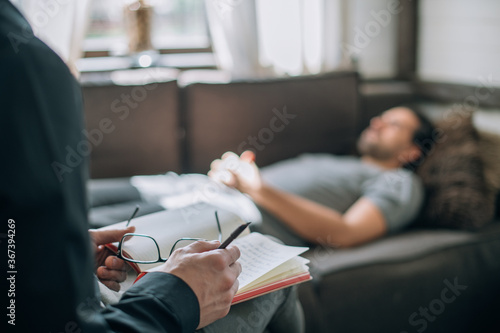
218, 222, 251, 249
126, 205, 140, 227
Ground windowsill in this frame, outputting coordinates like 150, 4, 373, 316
76, 52, 217, 73
83, 36, 212, 58
360, 80, 416, 96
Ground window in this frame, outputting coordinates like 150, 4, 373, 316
84, 0, 210, 56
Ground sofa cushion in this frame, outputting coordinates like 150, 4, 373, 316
81, 68, 182, 178
416, 112, 495, 229
87, 178, 164, 228
180, 71, 360, 173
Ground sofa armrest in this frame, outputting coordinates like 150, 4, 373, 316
299, 223, 500, 333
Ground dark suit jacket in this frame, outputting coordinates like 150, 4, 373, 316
0, 1, 199, 331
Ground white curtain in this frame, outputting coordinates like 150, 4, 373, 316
205, 0, 399, 79
344, 0, 399, 79
10, 0, 92, 74
205, 0, 269, 78
205, 0, 343, 78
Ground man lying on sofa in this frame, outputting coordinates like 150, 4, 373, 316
209, 106, 435, 247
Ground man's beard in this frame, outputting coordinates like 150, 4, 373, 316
356, 135, 394, 161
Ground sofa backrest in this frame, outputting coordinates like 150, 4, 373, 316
81, 69, 182, 178
180, 71, 360, 173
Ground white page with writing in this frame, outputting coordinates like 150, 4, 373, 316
233, 233, 309, 290
239, 256, 310, 293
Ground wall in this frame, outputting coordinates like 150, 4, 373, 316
418, 0, 500, 88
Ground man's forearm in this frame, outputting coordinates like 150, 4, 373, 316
248, 183, 353, 246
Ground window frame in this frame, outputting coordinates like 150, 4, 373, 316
83, 0, 213, 58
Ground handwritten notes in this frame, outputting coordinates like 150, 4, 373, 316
233, 233, 308, 290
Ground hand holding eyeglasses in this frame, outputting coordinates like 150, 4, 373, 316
89, 225, 136, 292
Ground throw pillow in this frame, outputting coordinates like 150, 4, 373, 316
416, 112, 495, 229
479, 130, 500, 219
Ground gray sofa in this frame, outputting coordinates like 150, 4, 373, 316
82, 70, 500, 333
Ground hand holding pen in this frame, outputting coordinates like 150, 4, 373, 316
218, 222, 251, 249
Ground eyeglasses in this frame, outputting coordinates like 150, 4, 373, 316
116, 208, 223, 264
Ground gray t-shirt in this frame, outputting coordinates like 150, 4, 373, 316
253, 154, 424, 246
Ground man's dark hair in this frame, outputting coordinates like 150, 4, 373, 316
402, 104, 436, 170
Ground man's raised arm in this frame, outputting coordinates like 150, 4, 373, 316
209, 152, 387, 247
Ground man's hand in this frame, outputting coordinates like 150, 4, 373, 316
209, 151, 262, 196
157, 240, 242, 329
89, 226, 135, 292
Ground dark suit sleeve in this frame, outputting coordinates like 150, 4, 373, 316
102, 273, 200, 333
0, 1, 198, 332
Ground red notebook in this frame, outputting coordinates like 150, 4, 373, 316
232, 271, 312, 304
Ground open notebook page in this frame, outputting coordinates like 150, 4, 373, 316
238, 256, 309, 293
233, 232, 309, 290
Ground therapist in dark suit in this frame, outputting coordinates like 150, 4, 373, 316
0, 1, 303, 332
